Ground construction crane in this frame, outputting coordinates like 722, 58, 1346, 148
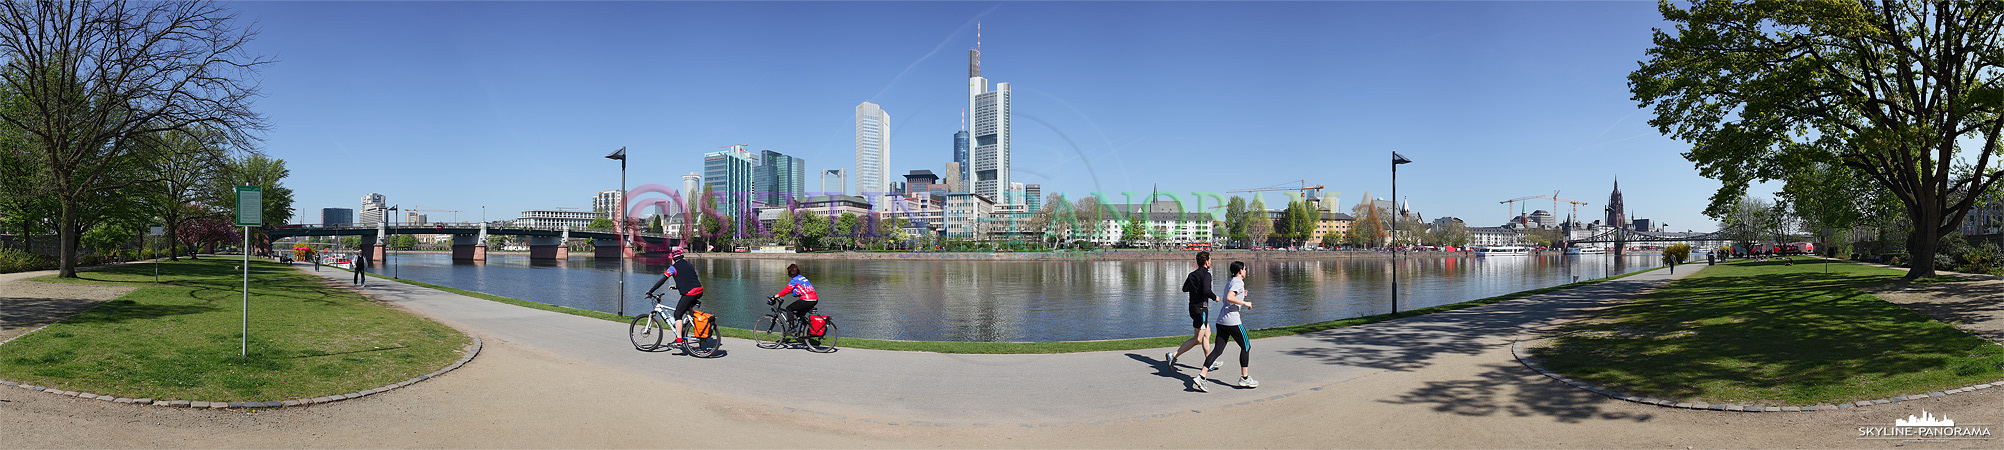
1221, 180, 1327, 209
1498, 192, 1589, 227
406, 207, 462, 223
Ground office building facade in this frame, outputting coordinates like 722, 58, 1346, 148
359, 193, 388, 226
756, 149, 807, 207
320, 208, 354, 227
593, 190, 623, 219
968, 45, 1013, 204
703, 146, 757, 223
855, 102, 892, 197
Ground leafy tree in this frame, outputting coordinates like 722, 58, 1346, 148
1224, 196, 1249, 248
1348, 200, 1386, 248
210, 154, 293, 254
770, 208, 798, 247
0, 1, 269, 277
1246, 195, 1272, 247
881, 214, 910, 250
647, 215, 664, 234
1074, 195, 1107, 243
141, 129, 228, 261
1632, 1, 2004, 278
587, 217, 615, 230
177, 216, 239, 254
1120, 212, 1145, 247
835, 212, 861, 251
799, 212, 829, 251
1428, 221, 1472, 247
341, 235, 361, 250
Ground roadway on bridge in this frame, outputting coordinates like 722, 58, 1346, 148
296, 263, 1694, 426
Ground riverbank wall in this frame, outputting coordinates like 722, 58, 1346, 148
693, 250, 1494, 262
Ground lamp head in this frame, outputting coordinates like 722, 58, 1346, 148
1392, 152, 1413, 165
605, 147, 627, 161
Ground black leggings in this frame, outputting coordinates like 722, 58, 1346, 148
784, 300, 817, 321
674, 293, 703, 321
1202, 324, 1251, 369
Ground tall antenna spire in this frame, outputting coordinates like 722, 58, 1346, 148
961, 108, 967, 132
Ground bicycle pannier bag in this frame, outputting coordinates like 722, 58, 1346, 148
689, 311, 714, 339
808, 315, 829, 337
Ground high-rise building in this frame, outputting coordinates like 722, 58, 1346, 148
681, 172, 702, 213
942, 162, 963, 193
593, 190, 623, 219
1025, 184, 1042, 211
1009, 182, 1026, 210
320, 208, 354, 227
755, 149, 807, 207
359, 193, 388, 225
1605, 177, 1628, 230
954, 115, 970, 188
903, 170, 940, 195
405, 212, 428, 225
820, 169, 846, 196
855, 102, 892, 196
703, 145, 756, 223
968, 33, 1013, 205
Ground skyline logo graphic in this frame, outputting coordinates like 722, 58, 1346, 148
1895, 410, 1955, 427
1859, 409, 1992, 441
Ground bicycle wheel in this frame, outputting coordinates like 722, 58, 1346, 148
752, 314, 784, 349
683, 315, 722, 358
629, 313, 662, 351
806, 320, 838, 353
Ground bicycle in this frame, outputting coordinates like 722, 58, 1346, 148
629, 292, 722, 357
751, 297, 838, 353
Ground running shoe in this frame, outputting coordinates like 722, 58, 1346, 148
1239, 377, 1259, 388
1208, 362, 1222, 371
1193, 376, 1209, 393
1164, 352, 1177, 368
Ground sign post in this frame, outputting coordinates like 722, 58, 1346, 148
235, 186, 261, 357
149, 226, 164, 283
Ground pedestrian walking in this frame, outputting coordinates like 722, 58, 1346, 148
1166, 251, 1219, 371
353, 251, 369, 286
1196, 261, 1256, 392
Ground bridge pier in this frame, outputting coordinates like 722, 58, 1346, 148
594, 239, 622, 259
528, 236, 569, 260
451, 234, 487, 261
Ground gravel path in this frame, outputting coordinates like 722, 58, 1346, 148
0, 279, 137, 343
5, 262, 2002, 448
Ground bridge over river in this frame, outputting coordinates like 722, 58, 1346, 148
268, 223, 680, 261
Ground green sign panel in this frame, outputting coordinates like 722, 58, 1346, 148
235, 185, 262, 226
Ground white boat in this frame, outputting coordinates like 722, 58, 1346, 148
1565, 246, 1605, 255
1476, 246, 1530, 256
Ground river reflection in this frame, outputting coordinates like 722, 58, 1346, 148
367, 252, 1660, 342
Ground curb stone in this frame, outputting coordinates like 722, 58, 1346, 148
0, 335, 480, 411
1511, 338, 2004, 412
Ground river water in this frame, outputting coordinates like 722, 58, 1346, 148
361, 252, 1662, 342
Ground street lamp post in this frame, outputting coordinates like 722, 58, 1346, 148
606, 147, 627, 317
1392, 151, 1413, 313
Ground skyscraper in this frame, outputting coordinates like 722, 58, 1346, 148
359, 193, 388, 225
1025, 184, 1041, 211
968, 31, 1013, 204
820, 169, 846, 196
320, 208, 354, 227
703, 145, 756, 223
955, 109, 970, 189
755, 149, 807, 207
855, 101, 892, 196
681, 172, 702, 215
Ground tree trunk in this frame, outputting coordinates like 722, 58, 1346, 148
57, 200, 77, 277
1906, 225, 1940, 279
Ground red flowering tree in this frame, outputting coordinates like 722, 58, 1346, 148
177, 216, 241, 257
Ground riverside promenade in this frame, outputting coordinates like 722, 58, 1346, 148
7, 262, 2002, 448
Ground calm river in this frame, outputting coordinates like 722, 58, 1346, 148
361, 252, 1662, 342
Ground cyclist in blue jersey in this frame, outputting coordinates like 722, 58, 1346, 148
769, 264, 819, 325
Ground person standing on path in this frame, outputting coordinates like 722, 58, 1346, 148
352, 251, 369, 286
1167, 251, 1218, 370
1196, 260, 1257, 392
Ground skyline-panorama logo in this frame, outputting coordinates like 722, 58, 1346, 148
1859, 409, 1993, 441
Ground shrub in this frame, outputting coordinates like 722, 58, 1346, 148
0, 248, 56, 273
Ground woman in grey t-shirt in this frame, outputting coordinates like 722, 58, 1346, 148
1197, 261, 1257, 391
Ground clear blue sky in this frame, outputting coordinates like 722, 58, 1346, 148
240, 1, 1725, 231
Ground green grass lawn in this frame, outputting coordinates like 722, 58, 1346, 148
0, 258, 470, 401
370, 265, 1660, 354
1530, 258, 2004, 405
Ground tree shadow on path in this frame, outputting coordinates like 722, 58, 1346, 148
1378, 361, 1655, 424
1282, 278, 1672, 372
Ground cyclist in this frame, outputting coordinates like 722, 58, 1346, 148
769, 263, 819, 325
645, 246, 703, 341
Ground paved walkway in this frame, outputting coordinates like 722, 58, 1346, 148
296, 264, 1701, 426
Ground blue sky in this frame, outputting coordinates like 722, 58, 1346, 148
240, 1, 1724, 231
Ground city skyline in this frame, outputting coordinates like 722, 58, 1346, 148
238, 2, 1724, 232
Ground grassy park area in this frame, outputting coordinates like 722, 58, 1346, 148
1530, 258, 2004, 405
0, 258, 470, 401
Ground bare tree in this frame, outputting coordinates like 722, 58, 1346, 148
0, 0, 269, 277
